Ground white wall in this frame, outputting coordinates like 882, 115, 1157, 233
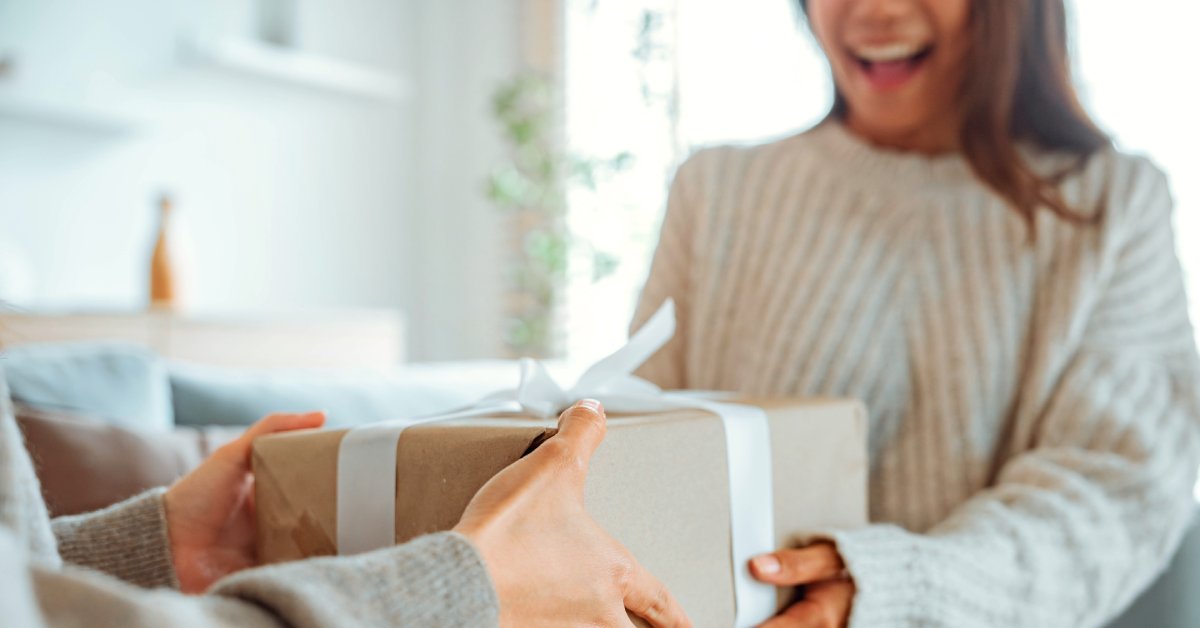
0, 0, 523, 361
406, 0, 520, 361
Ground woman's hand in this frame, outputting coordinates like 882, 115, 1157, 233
164, 411, 326, 593
455, 399, 692, 628
750, 543, 854, 627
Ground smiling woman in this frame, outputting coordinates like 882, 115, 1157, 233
631, 0, 1200, 626
804, 0, 969, 147
801, 0, 1111, 230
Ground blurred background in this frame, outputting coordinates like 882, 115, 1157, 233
3, 5, 1198, 624
0, 0, 1197, 366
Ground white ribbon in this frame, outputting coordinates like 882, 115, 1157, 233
335, 300, 776, 626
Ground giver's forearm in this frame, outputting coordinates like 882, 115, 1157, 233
212, 532, 499, 626
51, 488, 178, 589
21, 529, 498, 628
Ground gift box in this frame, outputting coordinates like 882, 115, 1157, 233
253, 300, 868, 626
253, 397, 867, 625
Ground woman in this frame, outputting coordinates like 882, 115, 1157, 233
0, 369, 690, 626
632, 0, 1200, 626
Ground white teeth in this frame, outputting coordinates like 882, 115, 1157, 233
853, 42, 925, 62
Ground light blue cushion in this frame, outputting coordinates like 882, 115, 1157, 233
1107, 508, 1200, 627
1, 342, 173, 431
168, 362, 519, 428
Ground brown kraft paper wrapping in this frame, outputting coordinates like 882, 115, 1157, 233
253, 397, 868, 625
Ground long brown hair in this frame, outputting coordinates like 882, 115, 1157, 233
799, 0, 1112, 230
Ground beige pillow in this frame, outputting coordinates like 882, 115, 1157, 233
15, 403, 240, 517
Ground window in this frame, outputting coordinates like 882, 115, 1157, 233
563, 0, 828, 364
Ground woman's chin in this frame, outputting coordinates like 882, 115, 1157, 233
844, 111, 946, 151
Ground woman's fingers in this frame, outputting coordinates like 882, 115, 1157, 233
758, 578, 854, 628
215, 411, 327, 465
803, 579, 854, 625
245, 411, 328, 440
551, 399, 607, 466
758, 599, 824, 628
749, 543, 844, 585
622, 558, 692, 627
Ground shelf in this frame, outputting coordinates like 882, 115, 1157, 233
0, 309, 406, 369
0, 91, 145, 134
181, 38, 410, 104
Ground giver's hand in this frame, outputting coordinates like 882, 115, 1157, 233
750, 543, 854, 628
164, 411, 326, 593
455, 399, 692, 628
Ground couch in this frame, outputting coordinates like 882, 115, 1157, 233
3, 342, 1194, 626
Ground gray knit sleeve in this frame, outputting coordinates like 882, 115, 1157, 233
51, 487, 178, 589
214, 532, 499, 627
15, 530, 498, 627
50, 486, 499, 623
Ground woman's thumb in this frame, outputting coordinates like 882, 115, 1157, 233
552, 399, 607, 464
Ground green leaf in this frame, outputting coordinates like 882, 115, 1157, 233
609, 151, 635, 171
524, 230, 569, 275
485, 168, 533, 208
592, 251, 620, 282
571, 159, 597, 190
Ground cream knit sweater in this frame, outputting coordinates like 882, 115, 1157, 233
632, 121, 1200, 627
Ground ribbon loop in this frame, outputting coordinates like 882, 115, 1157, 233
571, 298, 675, 395
516, 358, 569, 418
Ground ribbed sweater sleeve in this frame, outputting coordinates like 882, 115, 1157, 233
826, 165, 1200, 626
835, 165, 1200, 624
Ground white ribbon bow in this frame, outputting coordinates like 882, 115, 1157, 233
336, 300, 777, 626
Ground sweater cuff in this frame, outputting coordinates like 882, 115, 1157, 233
822, 524, 930, 627
51, 488, 179, 590
214, 531, 499, 626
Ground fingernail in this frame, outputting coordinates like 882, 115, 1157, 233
576, 398, 603, 412
752, 555, 780, 574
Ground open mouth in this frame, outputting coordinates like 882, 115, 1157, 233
848, 42, 934, 90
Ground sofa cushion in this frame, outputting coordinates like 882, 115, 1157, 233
169, 361, 522, 428
15, 403, 239, 517
1106, 509, 1200, 627
2, 343, 172, 431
